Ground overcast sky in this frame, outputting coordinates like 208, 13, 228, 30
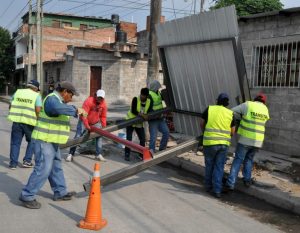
0, 0, 299, 33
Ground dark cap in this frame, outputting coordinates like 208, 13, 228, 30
255, 93, 267, 104
59, 81, 79, 96
217, 93, 229, 102
27, 80, 40, 90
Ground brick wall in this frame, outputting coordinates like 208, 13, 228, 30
239, 13, 300, 156
119, 21, 137, 43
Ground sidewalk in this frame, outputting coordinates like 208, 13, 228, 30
167, 133, 300, 216
1, 95, 300, 215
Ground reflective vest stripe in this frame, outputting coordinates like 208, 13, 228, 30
203, 105, 233, 146
241, 117, 266, 126
8, 112, 37, 120
126, 97, 150, 127
237, 101, 269, 145
32, 92, 70, 144
239, 124, 265, 134
10, 105, 36, 112
34, 126, 70, 136
203, 136, 231, 142
7, 89, 39, 126
205, 128, 231, 134
149, 91, 163, 110
38, 117, 70, 126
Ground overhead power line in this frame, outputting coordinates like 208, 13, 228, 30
58, 0, 192, 15
0, 0, 16, 19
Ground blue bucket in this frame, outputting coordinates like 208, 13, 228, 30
117, 132, 126, 149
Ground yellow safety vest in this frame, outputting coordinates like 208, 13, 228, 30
126, 97, 150, 128
203, 105, 233, 146
149, 91, 163, 111
238, 101, 269, 144
7, 89, 39, 126
31, 92, 70, 144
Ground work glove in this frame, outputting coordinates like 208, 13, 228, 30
77, 108, 88, 117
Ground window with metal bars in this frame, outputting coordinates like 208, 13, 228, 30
251, 42, 300, 88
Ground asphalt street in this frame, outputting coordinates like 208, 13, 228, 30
0, 102, 284, 233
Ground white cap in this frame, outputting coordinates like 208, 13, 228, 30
96, 89, 105, 98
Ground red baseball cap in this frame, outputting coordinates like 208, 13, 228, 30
255, 93, 267, 104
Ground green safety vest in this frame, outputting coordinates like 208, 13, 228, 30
203, 105, 233, 146
31, 92, 70, 144
149, 91, 163, 111
126, 97, 150, 128
7, 89, 40, 126
237, 101, 269, 144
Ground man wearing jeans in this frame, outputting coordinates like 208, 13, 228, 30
225, 93, 270, 190
19, 81, 87, 209
148, 80, 169, 155
7, 80, 42, 169
201, 93, 235, 198
66, 89, 107, 162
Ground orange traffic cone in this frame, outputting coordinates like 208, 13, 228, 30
78, 163, 107, 231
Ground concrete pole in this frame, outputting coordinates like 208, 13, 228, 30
27, 0, 32, 82
147, 0, 161, 85
36, 0, 43, 93
200, 0, 205, 13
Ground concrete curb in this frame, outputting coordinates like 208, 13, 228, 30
167, 156, 300, 216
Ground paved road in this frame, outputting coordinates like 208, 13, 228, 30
0, 102, 282, 233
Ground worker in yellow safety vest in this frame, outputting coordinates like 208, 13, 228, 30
148, 80, 169, 155
124, 87, 150, 161
201, 93, 235, 198
7, 80, 42, 169
225, 93, 270, 191
19, 81, 87, 209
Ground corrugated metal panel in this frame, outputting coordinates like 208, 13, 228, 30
157, 6, 249, 136
157, 6, 238, 47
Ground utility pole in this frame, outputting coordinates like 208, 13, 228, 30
36, 0, 43, 93
200, 0, 205, 13
27, 0, 32, 82
147, 0, 161, 84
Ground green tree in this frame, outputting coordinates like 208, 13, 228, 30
0, 26, 15, 90
211, 0, 283, 16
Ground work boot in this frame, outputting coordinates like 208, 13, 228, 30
9, 164, 17, 170
53, 191, 76, 201
211, 192, 221, 198
65, 154, 73, 162
22, 161, 34, 168
95, 154, 106, 162
243, 178, 255, 188
19, 197, 41, 209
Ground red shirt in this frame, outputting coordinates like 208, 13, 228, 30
81, 96, 107, 127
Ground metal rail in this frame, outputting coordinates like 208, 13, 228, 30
83, 138, 199, 191
60, 107, 171, 149
90, 126, 152, 161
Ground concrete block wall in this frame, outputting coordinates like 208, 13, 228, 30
238, 12, 300, 157
70, 48, 148, 105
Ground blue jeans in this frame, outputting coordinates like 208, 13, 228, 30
20, 139, 68, 201
69, 120, 103, 156
148, 118, 169, 152
9, 122, 34, 166
203, 145, 228, 194
226, 143, 258, 189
